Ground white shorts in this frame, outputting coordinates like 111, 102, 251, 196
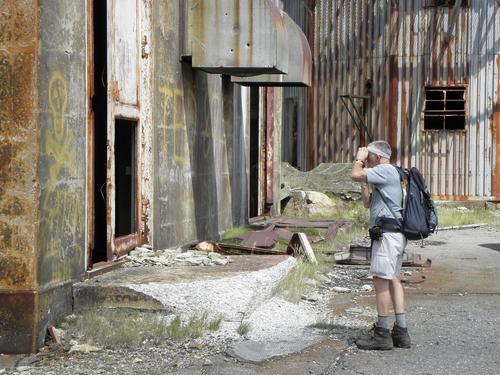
370, 232, 406, 280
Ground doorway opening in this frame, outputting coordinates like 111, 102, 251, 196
249, 87, 260, 218
114, 119, 138, 237
90, 0, 108, 265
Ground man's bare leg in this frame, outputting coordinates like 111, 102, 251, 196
390, 277, 407, 329
373, 276, 391, 328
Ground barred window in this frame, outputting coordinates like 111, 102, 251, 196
424, 87, 466, 131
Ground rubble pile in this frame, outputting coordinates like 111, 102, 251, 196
125, 247, 233, 268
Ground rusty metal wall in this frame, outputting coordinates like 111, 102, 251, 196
282, 0, 311, 171
0, 0, 87, 354
0, 0, 40, 354
311, 0, 500, 200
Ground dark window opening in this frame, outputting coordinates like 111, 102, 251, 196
115, 119, 137, 237
424, 87, 466, 131
92, 0, 108, 264
424, 0, 469, 7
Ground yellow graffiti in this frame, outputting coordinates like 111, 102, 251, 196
44, 71, 75, 198
158, 86, 186, 165
40, 71, 82, 279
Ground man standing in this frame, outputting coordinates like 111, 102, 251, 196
350, 140, 411, 350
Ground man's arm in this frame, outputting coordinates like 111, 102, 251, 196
351, 147, 370, 208
359, 182, 371, 208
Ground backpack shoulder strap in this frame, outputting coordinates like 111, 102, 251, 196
409, 167, 430, 196
373, 185, 403, 225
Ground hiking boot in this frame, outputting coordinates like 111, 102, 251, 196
391, 323, 411, 348
356, 324, 393, 350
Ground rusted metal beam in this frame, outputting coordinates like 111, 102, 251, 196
217, 243, 286, 256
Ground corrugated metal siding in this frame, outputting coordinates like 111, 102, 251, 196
282, 0, 312, 170
311, 0, 500, 199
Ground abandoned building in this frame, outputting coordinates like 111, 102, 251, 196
0, 0, 312, 353
286, 0, 500, 200
1, 0, 499, 355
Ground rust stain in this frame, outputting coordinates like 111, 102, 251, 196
141, 35, 150, 59
0, 0, 39, 290
112, 80, 120, 102
389, 55, 398, 162
492, 56, 500, 199
0, 256, 34, 288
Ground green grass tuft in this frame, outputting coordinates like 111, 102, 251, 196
273, 255, 327, 303
66, 310, 224, 347
236, 323, 251, 336
208, 315, 223, 331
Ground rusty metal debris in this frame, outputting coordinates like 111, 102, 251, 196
336, 245, 432, 268
217, 243, 286, 256
233, 219, 346, 249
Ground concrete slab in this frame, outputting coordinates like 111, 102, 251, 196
229, 338, 321, 363
73, 255, 295, 320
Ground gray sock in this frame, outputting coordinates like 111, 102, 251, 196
377, 315, 389, 329
395, 313, 407, 328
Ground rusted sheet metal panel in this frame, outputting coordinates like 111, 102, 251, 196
0, 0, 39, 291
309, 0, 500, 199
187, 0, 288, 75
231, 11, 313, 86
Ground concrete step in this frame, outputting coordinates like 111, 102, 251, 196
73, 255, 296, 320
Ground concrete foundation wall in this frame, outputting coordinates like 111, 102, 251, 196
37, 0, 87, 287
152, 2, 248, 249
34, 0, 87, 350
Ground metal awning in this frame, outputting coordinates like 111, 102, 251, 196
231, 11, 312, 87
184, 0, 288, 76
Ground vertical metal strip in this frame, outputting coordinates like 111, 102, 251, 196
265, 87, 274, 207
493, 55, 500, 199
389, 1, 398, 162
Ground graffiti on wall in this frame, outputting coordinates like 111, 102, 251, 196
158, 86, 186, 165
39, 71, 83, 279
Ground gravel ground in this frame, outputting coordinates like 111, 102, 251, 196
2, 255, 377, 374
4, 227, 498, 375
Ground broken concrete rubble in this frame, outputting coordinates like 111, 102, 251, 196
282, 190, 339, 217
125, 248, 233, 268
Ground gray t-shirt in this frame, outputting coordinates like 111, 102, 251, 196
366, 164, 403, 228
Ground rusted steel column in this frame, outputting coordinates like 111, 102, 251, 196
265, 87, 274, 211
388, 1, 399, 163
492, 56, 500, 199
